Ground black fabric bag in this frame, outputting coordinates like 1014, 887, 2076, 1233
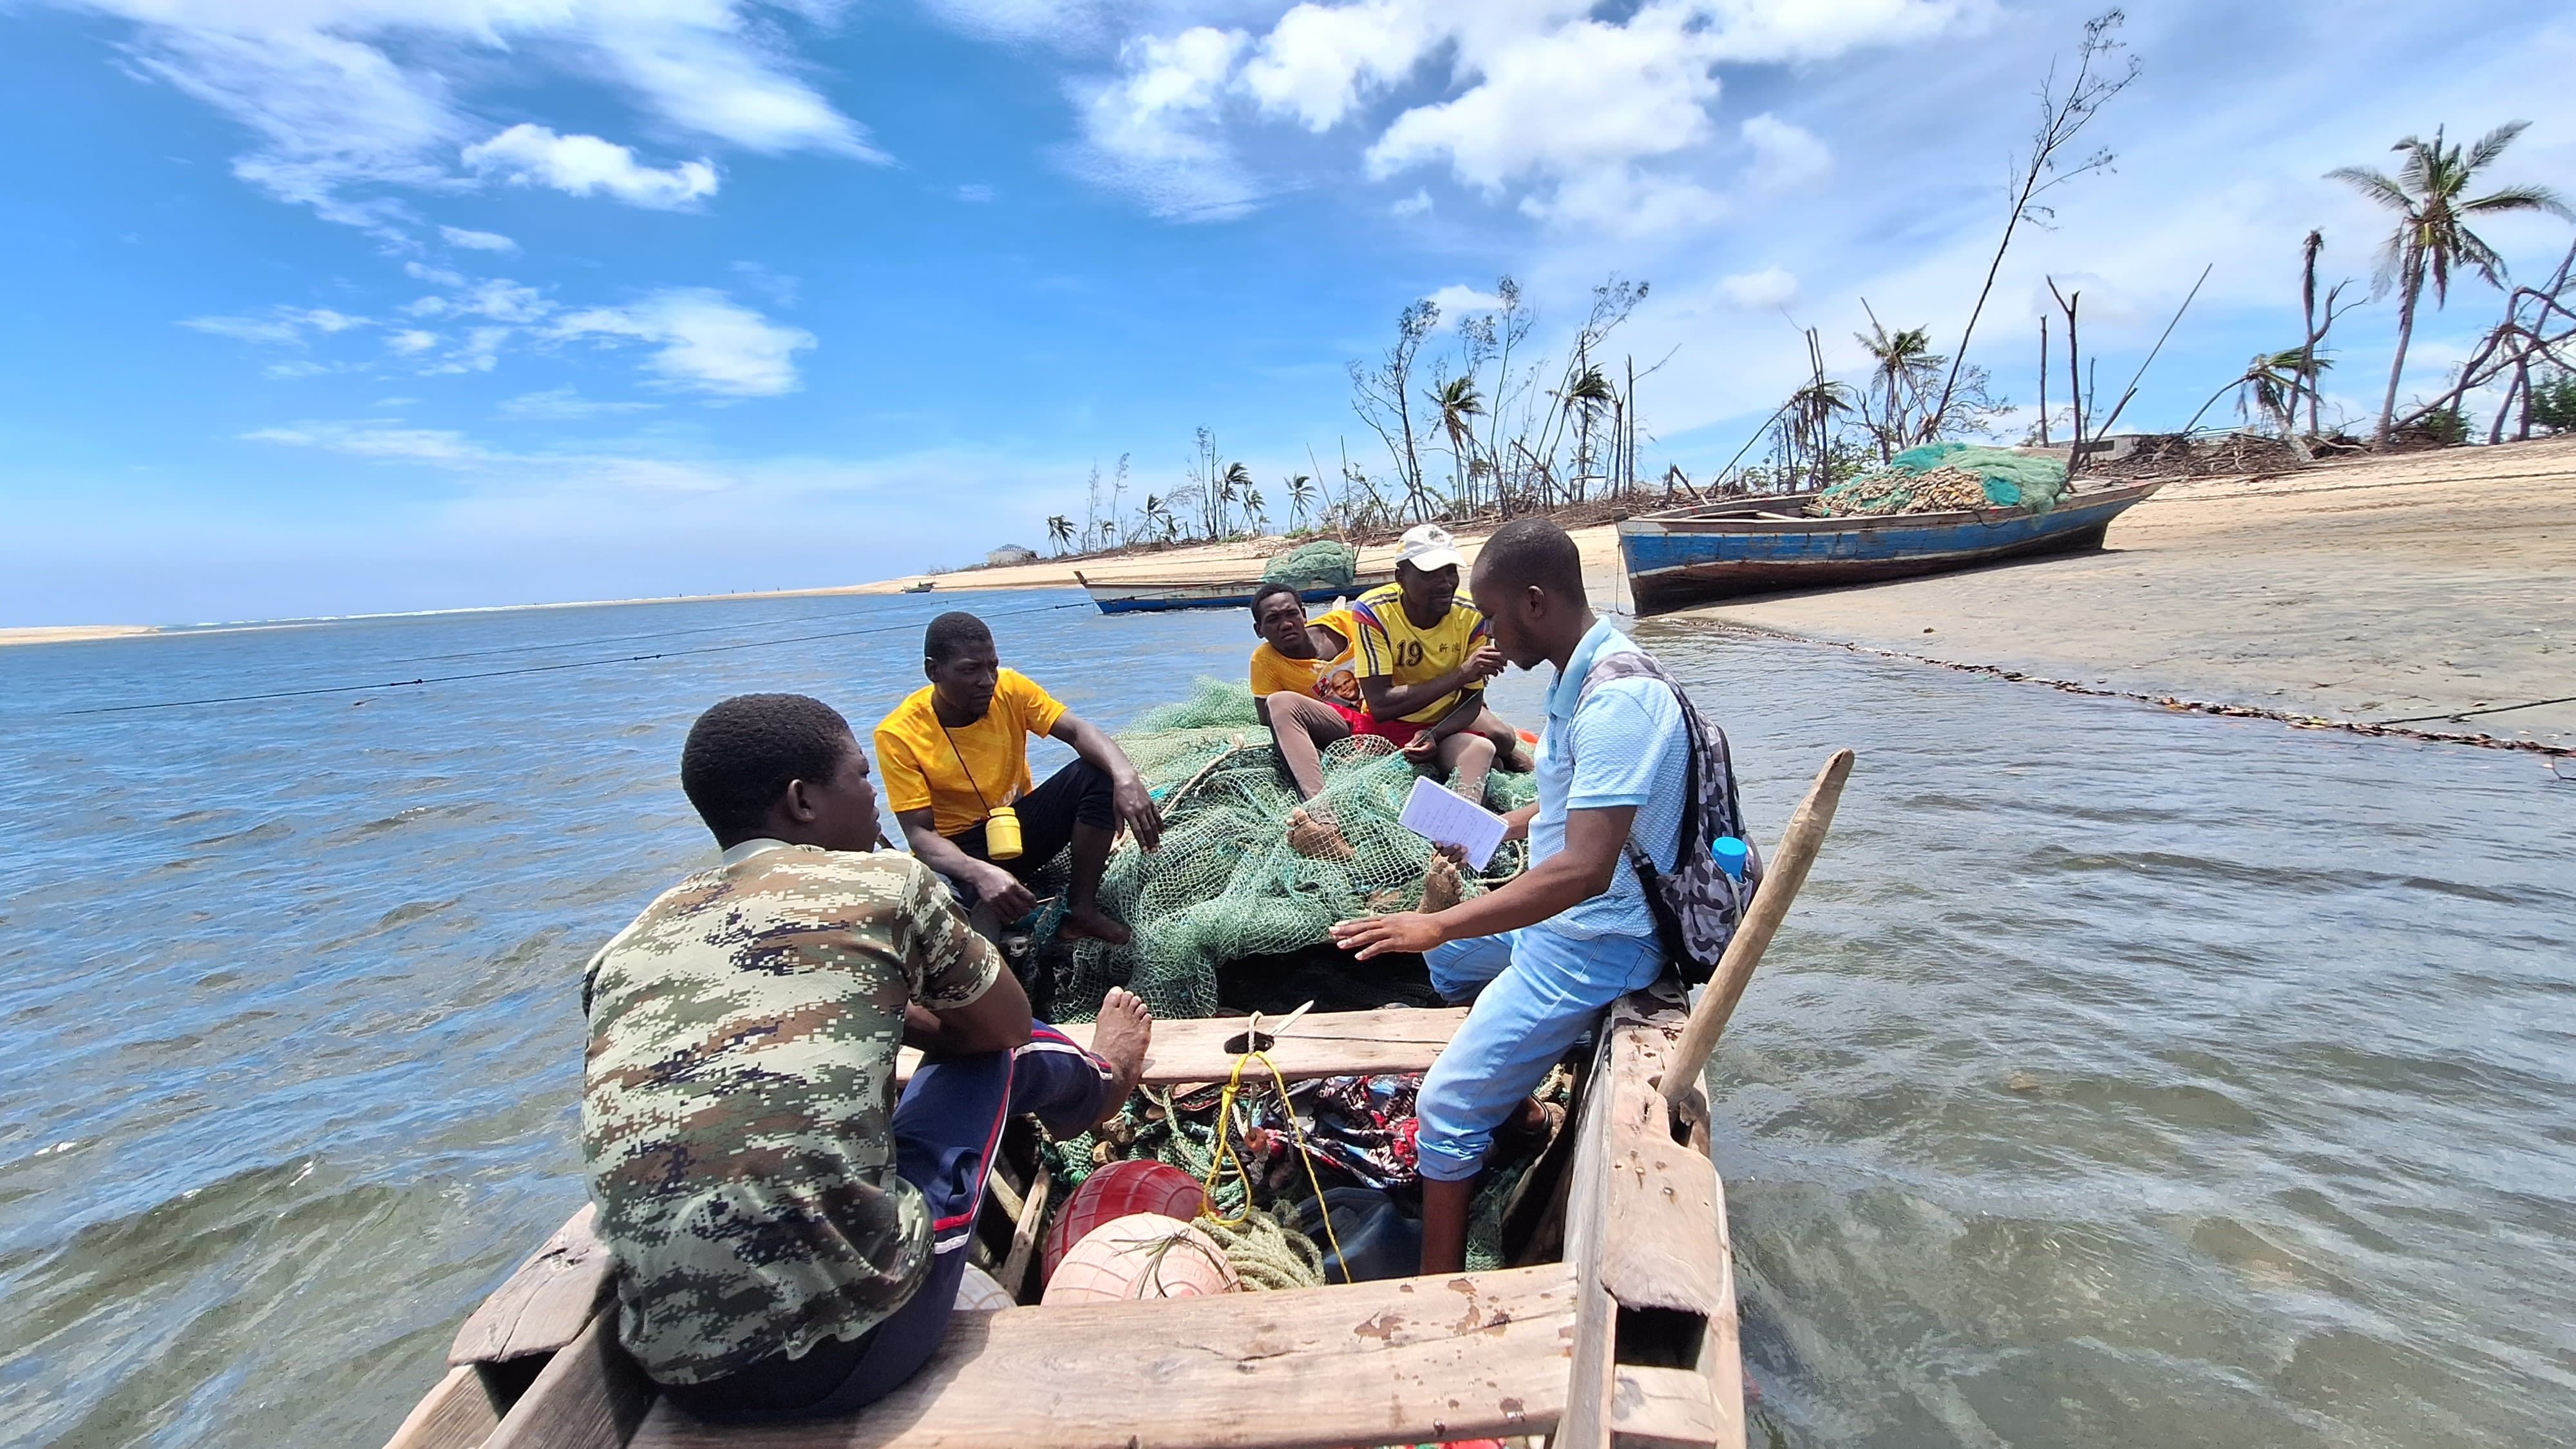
1577, 649, 1764, 985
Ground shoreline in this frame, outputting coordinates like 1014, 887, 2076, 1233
0, 625, 158, 649
1654, 436, 2576, 755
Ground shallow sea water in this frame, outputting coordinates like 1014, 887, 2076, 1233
0, 592, 2566, 1448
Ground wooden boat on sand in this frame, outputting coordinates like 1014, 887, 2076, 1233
383, 754, 1856, 1449
1618, 480, 2165, 614
1075, 569, 1396, 616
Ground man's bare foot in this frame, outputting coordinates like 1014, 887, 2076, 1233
1499, 739, 1535, 773
1287, 806, 1354, 861
1059, 904, 1133, 946
1089, 987, 1154, 1128
1419, 852, 1463, 913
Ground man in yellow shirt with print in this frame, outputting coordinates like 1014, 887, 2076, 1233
1345, 524, 1529, 807
876, 612, 1162, 945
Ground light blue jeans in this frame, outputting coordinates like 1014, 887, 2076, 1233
1416, 927, 1665, 1182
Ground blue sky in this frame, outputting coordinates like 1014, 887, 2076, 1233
3, 0, 2571, 625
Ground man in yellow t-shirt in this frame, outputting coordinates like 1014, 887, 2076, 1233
1247, 582, 1367, 801
875, 612, 1162, 945
1345, 524, 1528, 806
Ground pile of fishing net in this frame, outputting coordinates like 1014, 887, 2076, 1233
1047, 678, 1537, 1021
1257, 539, 1358, 591
1813, 441, 2068, 517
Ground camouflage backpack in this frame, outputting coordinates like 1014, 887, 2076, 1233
1578, 649, 1764, 985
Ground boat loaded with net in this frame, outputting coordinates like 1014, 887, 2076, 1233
383, 677, 1855, 1449
1620, 442, 2165, 614
1076, 539, 1393, 614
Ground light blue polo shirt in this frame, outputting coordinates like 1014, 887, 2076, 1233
1526, 618, 1690, 942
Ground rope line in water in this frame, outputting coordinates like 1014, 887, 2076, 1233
63, 600, 1095, 716
2372, 693, 2576, 726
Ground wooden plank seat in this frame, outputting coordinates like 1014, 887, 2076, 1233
895, 1005, 1470, 1088
627, 1264, 1578, 1449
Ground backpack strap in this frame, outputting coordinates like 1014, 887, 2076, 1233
1577, 649, 1704, 871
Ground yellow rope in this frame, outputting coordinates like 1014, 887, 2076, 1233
1197, 1048, 1354, 1285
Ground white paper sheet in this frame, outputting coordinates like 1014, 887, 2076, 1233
1398, 775, 1508, 871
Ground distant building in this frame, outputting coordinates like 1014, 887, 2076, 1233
986, 544, 1040, 567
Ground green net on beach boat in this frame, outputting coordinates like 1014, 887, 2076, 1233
1814, 442, 2069, 517
1258, 540, 1359, 591
1045, 677, 1536, 1021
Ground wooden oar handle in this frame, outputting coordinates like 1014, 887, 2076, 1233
1660, 748, 1855, 1106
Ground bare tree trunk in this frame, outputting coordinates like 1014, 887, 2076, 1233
2378, 245, 2422, 446
2299, 229, 2322, 439
2038, 315, 2050, 446
2049, 279, 2084, 475
2518, 357, 2535, 440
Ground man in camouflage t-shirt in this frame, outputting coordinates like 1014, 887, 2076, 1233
583, 693, 1153, 1421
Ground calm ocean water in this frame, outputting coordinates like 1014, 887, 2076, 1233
0, 592, 2567, 1448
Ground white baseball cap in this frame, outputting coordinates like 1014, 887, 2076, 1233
1395, 522, 1466, 573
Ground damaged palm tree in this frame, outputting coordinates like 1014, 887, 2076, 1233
2329, 120, 2573, 446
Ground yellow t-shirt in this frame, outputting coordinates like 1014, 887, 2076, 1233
1247, 610, 1356, 701
1349, 584, 1490, 723
874, 669, 1068, 838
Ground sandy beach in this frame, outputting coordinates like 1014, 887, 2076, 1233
1668, 437, 2576, 752
0, 624, 157, 649
849, 528, 1632, 598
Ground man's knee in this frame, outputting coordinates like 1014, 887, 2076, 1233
1448, 732, 1496, 765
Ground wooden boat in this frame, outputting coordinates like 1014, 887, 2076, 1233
382, 756, 1855, 1449
1075, 569, 1396, 616
1618, 480, 2165, 614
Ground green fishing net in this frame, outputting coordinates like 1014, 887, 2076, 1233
1815, 442, 2068, 516
1049, 677, 1537, 1021
1258, 540, 1359, 590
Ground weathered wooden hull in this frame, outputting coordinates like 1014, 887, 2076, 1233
1618, 480, 2164, 614
1076, 569, 1395, 614
386, 993, 1747, 1449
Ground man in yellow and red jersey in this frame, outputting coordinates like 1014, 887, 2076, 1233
1345, 524, 1528, 806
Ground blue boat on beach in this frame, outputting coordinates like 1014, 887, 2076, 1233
1618, 478, 2166, 614
1075, 567, 1394, 614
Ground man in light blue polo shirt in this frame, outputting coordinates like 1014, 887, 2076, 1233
1332, 516, 1690, 1274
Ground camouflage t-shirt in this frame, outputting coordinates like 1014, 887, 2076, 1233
580, 840, 1002, 1385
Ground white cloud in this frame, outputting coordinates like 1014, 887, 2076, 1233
439, 225, 519, 252
1741, 113, 1832, 190
426, 325, 514, 374
498, 388, 661, 421
1720, 266, 1800, 309
1067, 26, 1262, 219
1520, 166, 1727, 238
1425, 283, 1504, 319
181, 306, 371, 343
1366, 6, 1720, 196
463, 125, 719, 210
1694, 0, 1985, 64
551, 289, 816, 396
387, 329, 440, 354
243, 422, 493, 464
1032, 0, 1979, 234
1240, 0, 1440, 131
63, 1, 875, 228
1390, 187, 1432, 216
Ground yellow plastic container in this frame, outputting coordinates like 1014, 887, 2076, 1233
983, 805, 1023, 862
